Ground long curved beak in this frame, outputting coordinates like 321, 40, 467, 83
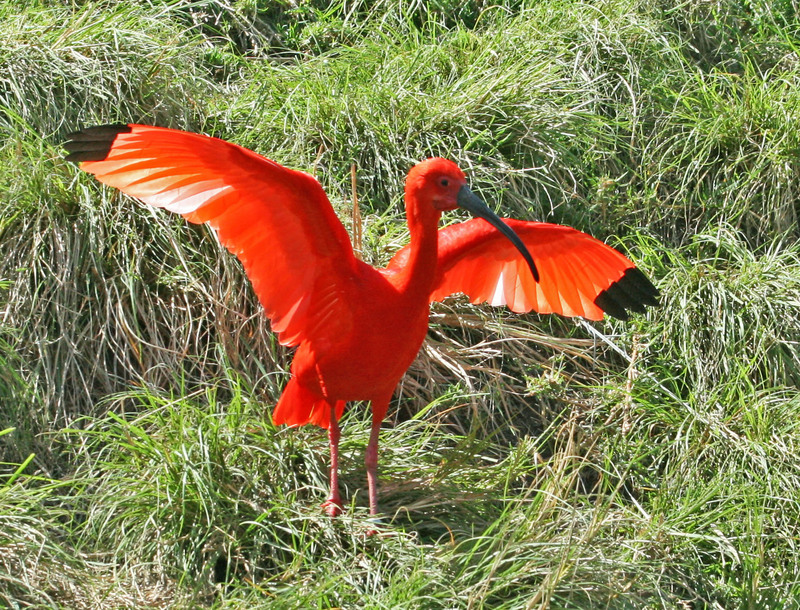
457, 185, 540, 282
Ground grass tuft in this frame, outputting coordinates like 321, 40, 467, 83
3, 0, 800, 606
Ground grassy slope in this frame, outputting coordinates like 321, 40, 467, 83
2, 0, 800, 607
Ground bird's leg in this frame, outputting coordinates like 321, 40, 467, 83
365, 407, 383, 516
322, 404, 343, 517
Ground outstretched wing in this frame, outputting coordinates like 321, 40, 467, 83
65, 124, 358, 347
388, 218, 659, 320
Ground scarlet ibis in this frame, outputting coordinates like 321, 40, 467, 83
65, 124, 659, 518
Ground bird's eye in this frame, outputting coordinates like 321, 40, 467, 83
440, 178, 449, 187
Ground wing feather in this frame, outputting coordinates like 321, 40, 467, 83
389, 218, 659, 321
65, 124, 358, 347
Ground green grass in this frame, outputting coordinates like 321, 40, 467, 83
3, 0, 800, 607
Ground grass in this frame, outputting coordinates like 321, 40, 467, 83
3, 0, 800, 607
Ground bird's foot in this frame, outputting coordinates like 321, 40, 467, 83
322, 498, 343, 517
365, 515, 384, 536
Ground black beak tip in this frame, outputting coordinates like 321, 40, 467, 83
529, 260, 540, 283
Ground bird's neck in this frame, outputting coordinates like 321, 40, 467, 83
393, 207, 440, 301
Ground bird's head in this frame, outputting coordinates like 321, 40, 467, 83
405, 158, 540, 281
405, 157, 468, 212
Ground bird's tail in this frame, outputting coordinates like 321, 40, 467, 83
272, 377, 345, 430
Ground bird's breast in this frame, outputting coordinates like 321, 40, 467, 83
294, 274, 432, 402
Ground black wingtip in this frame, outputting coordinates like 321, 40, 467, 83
594, 266, 660, 321
64, 123, 132, 163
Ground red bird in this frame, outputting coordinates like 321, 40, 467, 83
65, 125, 658, 517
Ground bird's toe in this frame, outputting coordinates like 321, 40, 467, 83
322, 498, 343, 517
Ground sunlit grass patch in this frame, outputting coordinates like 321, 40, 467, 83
3, 0, 800, 606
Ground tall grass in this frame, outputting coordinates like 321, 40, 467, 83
3, 0, 800, 607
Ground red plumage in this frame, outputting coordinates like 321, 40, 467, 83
65, 124, 659, 517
